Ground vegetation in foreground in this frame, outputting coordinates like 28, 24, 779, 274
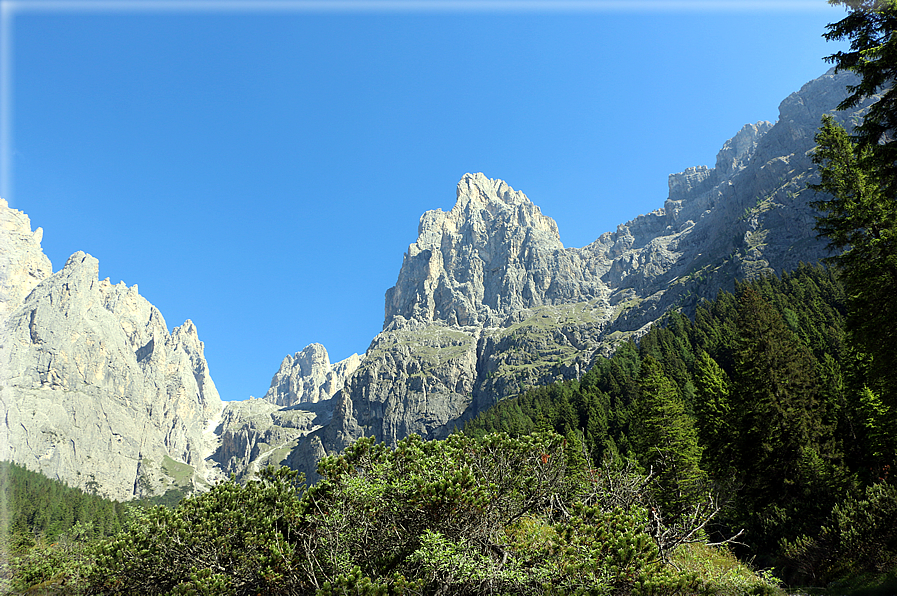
4, 433, 784, 595
466, 0, 897, 589
465, 264, 897, 589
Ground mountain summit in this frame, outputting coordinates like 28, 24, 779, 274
282, 68, 873, 482
0, 216, 225, 500
386, 172, 569, 327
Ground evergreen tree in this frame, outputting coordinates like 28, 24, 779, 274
857, 385, 896, 466
692, 350, 736, 477
634, 355, 705, 520
824, 0, 897, 191
810, 115, 897, 399
815, 0, 897, 401
730, 289, 837, 545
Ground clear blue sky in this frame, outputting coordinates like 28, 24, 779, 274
2, 0, 849, 402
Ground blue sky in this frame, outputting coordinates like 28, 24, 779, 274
3, 0, 849, 402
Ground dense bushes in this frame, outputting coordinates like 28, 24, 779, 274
74, 432, 779, 595
782, 481, 897, 584
87, 466, 308, 595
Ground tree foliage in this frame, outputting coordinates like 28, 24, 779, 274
824, 0, 897, 188
465, 264, 879, 573
815, 0, 897, 401
88, 466, 309, 595
810, 115, 897, 398
781, 480, 897, 584
298, 431, 686, 595
0, 461, 132, 593
634, 356, 704, 521
0, 461, 129, 542
68, 431, 780, 596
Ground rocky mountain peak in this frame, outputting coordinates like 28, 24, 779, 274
0, 204, 224, 499
384, 173, 571, 328
262, 343, 361, 407
450, 172, 558, 231
665, 120, 773, 207
715, 121, 775, 178
415, 172, 562, 250
0, 198, 53, 320
4, 68, 877, 499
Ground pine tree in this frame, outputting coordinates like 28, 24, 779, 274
824, 0, 897, 191
810, 115, 897, 400
692, 350, 736, 477
634, 355, 705, 519
815, 0, 897, 400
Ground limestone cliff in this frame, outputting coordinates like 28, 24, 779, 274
0, 217, 224, 500
205, 396, 331, 480
0, 199, 52, 321
262, 344, 361, 407
384, 174, 591, 328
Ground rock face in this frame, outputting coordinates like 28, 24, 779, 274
209, 397, 333, 480
0, 219, 224, 500
384, 175, 586, 327
262, 344, 361, 407
0, 199, 53, 321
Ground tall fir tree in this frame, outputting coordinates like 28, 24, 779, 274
692, 350, 736, 478
824, 0, 897, 191
635, 355, 705, 520
810, 115, 897, 400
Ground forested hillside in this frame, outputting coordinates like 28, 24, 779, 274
0, 461, 131, 593
464, 264, 896, 582
460, 0, 897, 579
0, 461, 130, 541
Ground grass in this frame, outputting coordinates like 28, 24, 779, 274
499, 300, 607, 335
610, 295, 643, 320
674, 546, 897, 596
161, 454, 194, 487
670, 543, 786, 595
365, 326, 477, 373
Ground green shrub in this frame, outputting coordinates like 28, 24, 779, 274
781, 482, 897, 585
86, 466, 309, 595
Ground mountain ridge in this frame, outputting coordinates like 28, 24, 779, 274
282, 67, 874, 482
0, 68, 872, 496
0, 219, 226, 500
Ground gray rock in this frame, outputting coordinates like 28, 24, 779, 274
209, 397, 332, 481
0, 198, 53, 320
0, 247, 224, 501
384, 173, 592, 328
263, 344, 361, 406
328, 322, 480, 449
3, 69, 876, 494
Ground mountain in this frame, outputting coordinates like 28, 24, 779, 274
276, 68, 875, 481
0, 68, 875, 496
0, 203, 225, 501
263, 344, 362, 407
